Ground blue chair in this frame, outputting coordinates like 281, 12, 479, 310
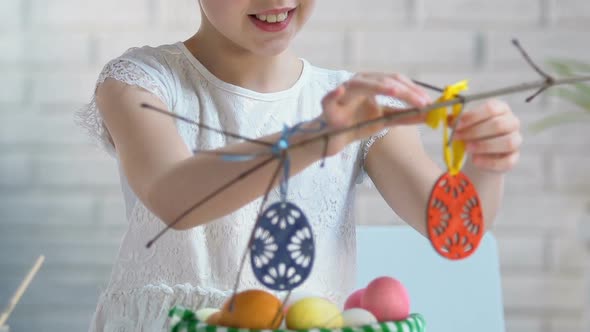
356, 226, 505, 332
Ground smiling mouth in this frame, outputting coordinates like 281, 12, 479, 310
249, 8, 296, 23
248, 8, 296, 32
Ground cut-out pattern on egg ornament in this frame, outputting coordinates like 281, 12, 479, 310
251, 201, 315, 291
427, 172, 484, 260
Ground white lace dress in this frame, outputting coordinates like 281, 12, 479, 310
78, 42, 398, 332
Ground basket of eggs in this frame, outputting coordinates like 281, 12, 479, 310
169, 276, 425, 332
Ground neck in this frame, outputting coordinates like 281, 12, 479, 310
184, 22, 302, 93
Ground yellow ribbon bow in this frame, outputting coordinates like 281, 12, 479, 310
426, 80, 469, 175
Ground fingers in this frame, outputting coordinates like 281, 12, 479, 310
335, 73, 431, 108
356, 72, 432, 107
321, 85, 345, 109
336, 77, 397, 106
454, 102, 519, 141
384, 73, 432, 106
321, 85, 348, 127
452, 99, 522, 173
465, 132, 523, 154
455, 100, 510, 132
320, 72, 433, 144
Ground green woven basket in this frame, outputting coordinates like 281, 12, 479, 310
169, 307, 426, 332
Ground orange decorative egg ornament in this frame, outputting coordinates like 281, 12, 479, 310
427, 172, 484, 259
425, 80, 485, 260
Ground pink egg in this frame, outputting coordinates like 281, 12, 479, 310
344, 288, 365, 310
360, 276, 410, 321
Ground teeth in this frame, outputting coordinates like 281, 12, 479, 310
255, 11, 289, 23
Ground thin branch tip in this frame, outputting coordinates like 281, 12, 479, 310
511, 38, 520, 47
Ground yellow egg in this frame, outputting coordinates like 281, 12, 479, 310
286, 297, 343, 329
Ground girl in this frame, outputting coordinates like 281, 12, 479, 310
79, 0, 522, 331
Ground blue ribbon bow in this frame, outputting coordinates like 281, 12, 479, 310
219, 119, 326, 202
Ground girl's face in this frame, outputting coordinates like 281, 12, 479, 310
199, 0, 315, 56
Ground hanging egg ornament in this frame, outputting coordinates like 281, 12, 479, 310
250, 201, 315, 291
425, 80, 485, 260
427, 172, 484, 259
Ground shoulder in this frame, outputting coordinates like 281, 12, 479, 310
305, 61, 354, 90
97, 43, 187, 107
108, 43, 185, 76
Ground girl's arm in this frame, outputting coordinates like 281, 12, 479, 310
365, 100, 521, 235
96, 75, 427, 230
363, 126, 440, 235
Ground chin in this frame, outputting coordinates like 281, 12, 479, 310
249, 40, 293, 57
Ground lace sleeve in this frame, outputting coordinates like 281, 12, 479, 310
75, 59, 169, 156
356, 97, 407, 186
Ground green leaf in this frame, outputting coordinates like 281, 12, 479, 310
560, 60, 590, 72
529, 112, 590, 133
547, 59, 590, 74
551, 87, 590, 111
547, 60, 574, 77
573, 82, 590, 97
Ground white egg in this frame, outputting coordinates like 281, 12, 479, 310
341, 308, 378, 327
195, 308, 219, 322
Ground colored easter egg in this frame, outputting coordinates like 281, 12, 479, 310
427, 172, 484, 259
341, 308, 378, 327
361, 276, 410, 321
251, 202, 315, 291
218, 289, 283, 329
344, 288, 365, 310
195, 308, 219, 322
286, 297, 343, 329
283, 290, 322, 313
206, 312, 222, 325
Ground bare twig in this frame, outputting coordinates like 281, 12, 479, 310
512, 39, 553, 81
512, 39, 556, 102
142, 73, 590, 248
143, 37, 590, 249
141, 103, 273, 147
412, 79, 445, 92
288, 75, 590, 154
146, 156, 277, 248
228, 154, 286, 311
0, 256, 45, 326
525, 85, 549, 103
192, 149, 273, 160
271, 290, 292, 327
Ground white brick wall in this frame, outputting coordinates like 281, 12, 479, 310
424, 0, 542, 25
0, 0, 22, 29
1, 1, 589, 331
30, 0, 151, 28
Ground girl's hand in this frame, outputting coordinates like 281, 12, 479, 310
454, 100, 522, 172
320, 73, 431, 156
